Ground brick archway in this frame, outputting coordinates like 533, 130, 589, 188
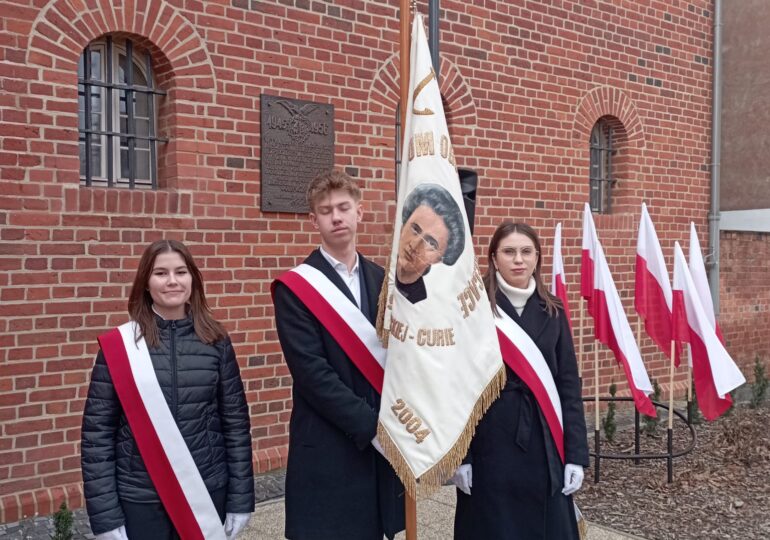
26, 0, 216, 94
572, 86, 645, 150
367, 53, 477, 128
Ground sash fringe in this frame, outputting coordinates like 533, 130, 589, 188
378, 364, 506, 499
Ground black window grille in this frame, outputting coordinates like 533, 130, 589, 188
78, 36, 166, 189
589, 120, 615, 213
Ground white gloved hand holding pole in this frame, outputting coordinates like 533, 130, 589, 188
451, 463, 472, 496
94, 525, 128, 540
562, 463, 584, 496
224, 512, 252, 540
371, 436, 385, 456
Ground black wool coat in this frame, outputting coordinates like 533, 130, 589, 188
273, 249, 405, 540
80, 316, 255, 535
454, 290, 589, 540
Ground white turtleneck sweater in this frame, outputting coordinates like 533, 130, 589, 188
496, 272, 536, 315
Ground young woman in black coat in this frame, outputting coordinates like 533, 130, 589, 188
453, 222, 589, 540
81, 240, 255, 540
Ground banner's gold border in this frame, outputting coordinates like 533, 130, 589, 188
377, 364, 506, 498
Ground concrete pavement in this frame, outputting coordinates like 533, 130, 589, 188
242, 485, 646, 540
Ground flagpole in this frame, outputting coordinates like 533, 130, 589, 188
400, 0, 410, 133
400, 2, 417, 538
594, 344, 600, 483
578, 299, 584, 382
634, 316, 642, 464
667, 338, 676, 483
686, 344, 693, 425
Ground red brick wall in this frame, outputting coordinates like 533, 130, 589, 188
1, 0, 737, 523
719, 231, 770, 369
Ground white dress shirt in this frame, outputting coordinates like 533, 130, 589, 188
319, 246, 361, 307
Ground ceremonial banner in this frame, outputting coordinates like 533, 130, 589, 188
550, 222, 573, 333
635, 203, 679, 363
672, 242, 745, 420
581, 204, 656, 416
377, 14, 504, 496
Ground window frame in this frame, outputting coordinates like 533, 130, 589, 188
78, 36, 167, 189
589, 119, 616, 213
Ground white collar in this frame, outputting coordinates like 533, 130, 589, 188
496, 272, 536, 309
320, 245, 359, 275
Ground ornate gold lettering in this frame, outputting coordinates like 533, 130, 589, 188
458, 261, 485, 318
412, 68, 436, 116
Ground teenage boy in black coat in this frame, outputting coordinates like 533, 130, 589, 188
272, 170, 405, 540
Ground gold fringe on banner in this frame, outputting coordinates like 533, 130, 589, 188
378, 365, 506, 499
375, 255, 392, 347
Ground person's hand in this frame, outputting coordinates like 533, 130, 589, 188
562, 463, 584, 495
224, 512, 252, 540
371, 436, 385, 456
95, 525, 128, 540
451, 464, 472, 495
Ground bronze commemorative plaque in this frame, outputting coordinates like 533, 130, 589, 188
260, 94, 335, 213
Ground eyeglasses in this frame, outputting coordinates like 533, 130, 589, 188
496, 247, 538, 259
406, 222, 441, 254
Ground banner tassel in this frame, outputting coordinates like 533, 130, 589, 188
378, 364, 506, 499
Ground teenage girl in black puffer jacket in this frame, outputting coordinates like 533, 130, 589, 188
81, 240, 255, 540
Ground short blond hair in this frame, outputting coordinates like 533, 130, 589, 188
306, 169, 361, 211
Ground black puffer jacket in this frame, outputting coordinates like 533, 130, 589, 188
81, 316, 254, 535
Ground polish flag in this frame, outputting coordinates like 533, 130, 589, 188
688, 222, 724, 344
672, 242, 745, 420
635, 203, 679, 364
581, 204, 656, 416
550, 223, 573, 333
580, 205, 598, 303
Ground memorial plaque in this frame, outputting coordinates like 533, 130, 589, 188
260, 94, 335, 213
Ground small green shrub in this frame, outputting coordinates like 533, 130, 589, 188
51, 502, 73, 540
750, 357, 768, 408
689, 385, 703, 425
642, 379, 661, 436
602, 382, 617, 443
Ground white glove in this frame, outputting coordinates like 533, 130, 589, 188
562, 463, 584, 496
224, 512, 252, 540
371, 436, 385, 456
451, 464, 472, 495
95, 525, 128, 540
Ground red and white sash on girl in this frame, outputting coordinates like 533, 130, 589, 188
272, 263, 386, 394
494, 311, 565, 463
98, 322, 226, 540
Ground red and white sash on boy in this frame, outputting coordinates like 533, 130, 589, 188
494, 311, 565, 463
272, 263, 386, 394
98, 322, 226, 540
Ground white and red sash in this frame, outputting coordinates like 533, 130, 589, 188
98, 322, 226, 540
494, 311, 565, 463
272, 264, 386, 394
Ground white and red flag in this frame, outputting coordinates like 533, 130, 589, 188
688, 222, 724, 344
377, 14, 504, 496
580, 204, 656, 416
671, 242, 745, 420
550, 223, 573, 333
635, 203, 679, 363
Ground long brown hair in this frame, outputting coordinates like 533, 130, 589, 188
484, 221, 562, 318
127, 240, 227, 348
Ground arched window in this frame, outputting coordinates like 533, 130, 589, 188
589, 119, 616, 213
78, 36, 165, 188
